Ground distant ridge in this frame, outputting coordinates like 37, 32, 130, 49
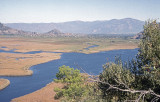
0, 23, 72, 37
0, 23, 31, 35
6, 18, 145, 34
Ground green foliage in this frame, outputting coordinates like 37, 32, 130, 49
98, 59, 160, 101
101, 62, 135, 86
99, 61, 135, 101
137, 20, 160, 69
54, 65, 82, 83
136, 20, 160, 101
98, 20, 160, 101
54, 65, 90, 101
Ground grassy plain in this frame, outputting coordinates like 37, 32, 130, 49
0, 36, 138, 54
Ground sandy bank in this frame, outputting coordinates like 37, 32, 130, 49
82, 44, 138, 54
86, 43, 138, 54
0, 79, 10, 90
0, 52, 61, 76
11, 82, 63, 102
11, 73, 90, 102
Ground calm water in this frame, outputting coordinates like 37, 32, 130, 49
83, 45, 99, 50
0, 49, 44, 54
0, 48, 138, 102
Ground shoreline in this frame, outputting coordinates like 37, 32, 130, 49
0, 45, 138, 77
11, 82, 63, 102
0, 47, 138, 77
0, 79, 10, 90
83, 46, 138, 54
80, 42, 138, 54
0, 52, 62, 76
10, 47, 138, 102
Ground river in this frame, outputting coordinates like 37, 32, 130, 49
0, 47, 138, 102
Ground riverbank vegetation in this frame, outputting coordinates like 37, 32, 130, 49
53, 20, 160, 101
0, 34, 138, 53
0, 28, 138, 99
0, 33, 138, 76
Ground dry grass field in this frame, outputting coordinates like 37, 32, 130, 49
83, 43, 138, 54
11, 82, 63, 102
0, 37, 138, 54
0, 79, 10, 90
0, 52, 61, 76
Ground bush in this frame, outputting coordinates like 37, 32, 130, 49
54, 65, 82, 83
99, 59, 160, 101
99, 20, 160, 101
137, 20, 160, 69
54, 65, 90, 101
99, 60, 136, 101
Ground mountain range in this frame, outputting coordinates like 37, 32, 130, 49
0, 23, 72, 37
6, 18, 145, 34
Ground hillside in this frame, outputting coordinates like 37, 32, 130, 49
0, 23, 70, 37
0, 23, 24, 35
0, 23, 37, 35
6, 18, 144, 34
44, 29, 73, 37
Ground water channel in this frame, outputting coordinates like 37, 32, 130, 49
0, 46, 138, 102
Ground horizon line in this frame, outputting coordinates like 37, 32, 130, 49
2, 18, 145, 24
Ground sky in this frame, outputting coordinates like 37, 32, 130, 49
0, 0, 160, 23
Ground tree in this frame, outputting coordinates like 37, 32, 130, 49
97, 20, 160, 102
54, 65, 90, 101
54, 65, 82, 83
137, 20, 160, 69
99, 61, 136, 101
97, 61, 160, 101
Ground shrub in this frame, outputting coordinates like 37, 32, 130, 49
54, 65, 90, 101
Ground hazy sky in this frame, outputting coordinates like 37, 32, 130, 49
0, 0, 160, 23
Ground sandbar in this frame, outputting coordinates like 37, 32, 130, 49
0, 79, 10, 90
11, 82, 63, 102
